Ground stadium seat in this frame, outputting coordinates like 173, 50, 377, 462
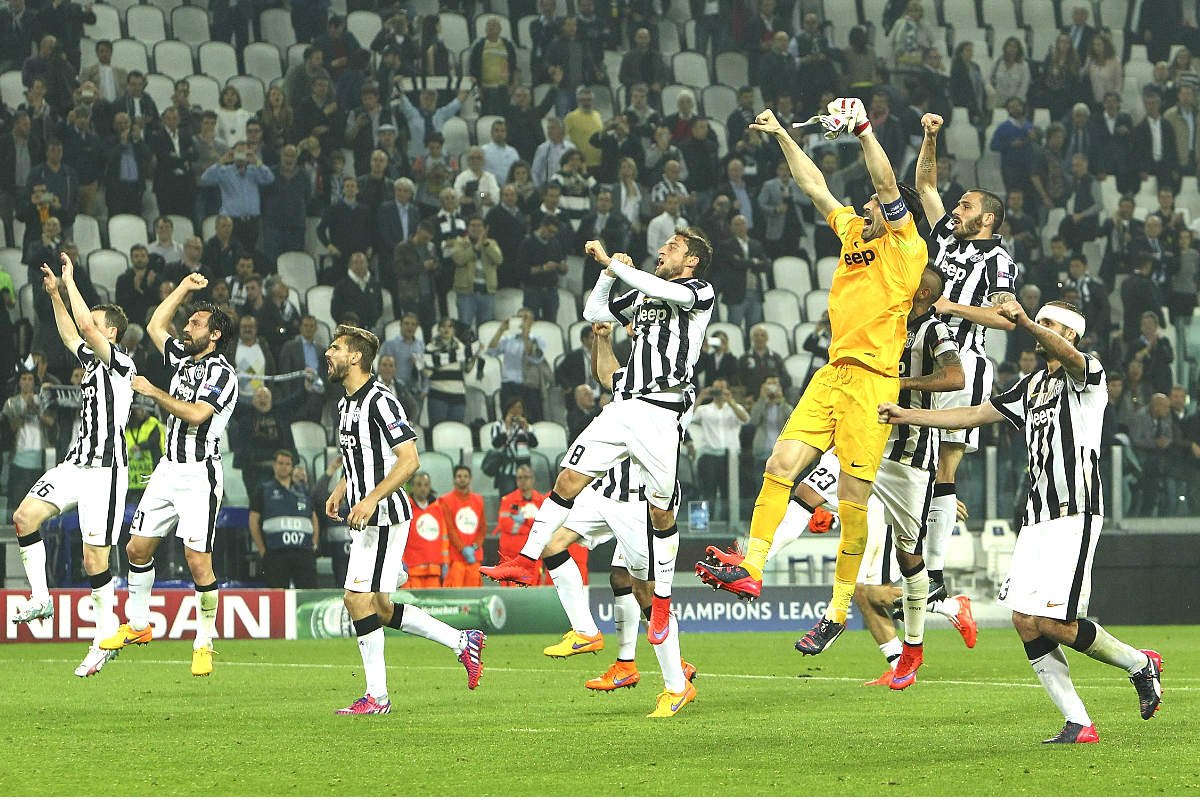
305, 285, 335, 331
591, 86, 614, 119
814, 256, 838, 289
126, 5, 167, 43
946, 107, 981, 160
73, 214, 102, 255
347, 11, 382, 51
772, 256, 812, 294
144, 73, 176, 111
671, 51, 710, 87
442, 116, 471, 158
440, 12, 471, 53
657, 19, 682, 56
515, 14, 536, 48
783, 352, 813, 387
473, 13, 512, 41
228, 75, 266, 114
531, 421, 568, 454
84, 4, 121, 41
758, 320, 791, 356
941, 0, 979, 30
714, 52, 749, 88
199, 41, 239, 84
108, 214, 149, 256
166, 214, 194, 241
86, 250, 128, 293
475, 114, 503, 146
708, 321, 745, 355
113, 39, 150, 74
260, 8, 297, 49
102, 0, 140, 19
981, 518, 1017, 586
18, 283, 34, 322
153, 40, 195, 81
1042, 207, 1065, 254
419, 450, 456, 493
171, 5, 211, 47
793, 321, 815, 353
432, 421, 475, 455
0, 71, 22, 112
278, 251, 318, 297
0, 247, 22, 276
555, 288, 577, 332
985, 2, 1019, 32
530, 320, 565, 364
222, 464, 250, 507
701, 85, 738, 128
804, 289, 829, 322
291, 420, 327, 468
465, 353, 502, 406
660, 84, 695, 116
944, 522, 979, 586
244, 42, 283, 83
186, 74, 221, 114
762, 288, 801, 330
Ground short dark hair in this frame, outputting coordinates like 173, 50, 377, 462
968, 188, 1005, 229
192, 301, 234, 354
921, 265, 945, 296
273, 449, 295, 463
333, 323, 380, 368
96, 39, 112, 49
94, 304, 129, 342
678, 227, 713, 275
454, 464, 472, 477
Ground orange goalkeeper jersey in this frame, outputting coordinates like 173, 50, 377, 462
824, 206, 928, 377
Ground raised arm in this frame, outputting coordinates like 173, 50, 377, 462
585, 241, 694, 305
590, 322, 620, 390
750, 109, 841, 220
147, 273, 208, 354
914, 113, 948, 224
41, 266, 84, 355
59, 253, 111, 365
998, 300, 1086, 382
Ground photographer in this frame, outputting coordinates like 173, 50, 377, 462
488, 396, 539, 496
4, 371, 55, 510
689, 379, 749, 515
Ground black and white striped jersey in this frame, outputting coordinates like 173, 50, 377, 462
590, 456, 681, 508
607, 277, 715, 402
930, 213, 1017, 357
991, 354, 1107, 525
163, 337, 239, 463
885, 312, 958, 471
65, 343, 137, 468
337, 377, 418, 526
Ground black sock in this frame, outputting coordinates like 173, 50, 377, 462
543, 550, 570, 569
353, 613, 382, 637
927, 569, 943, 584
385, 602, 405, 630
17, 531, 41, 548
1023, 635, 1057, 661
88, 570, 113, 589
1070, 618, 1098, 652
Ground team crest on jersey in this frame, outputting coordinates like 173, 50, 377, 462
904, 330, 917, 350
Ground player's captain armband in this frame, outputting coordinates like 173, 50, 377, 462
881, 196, 908, 222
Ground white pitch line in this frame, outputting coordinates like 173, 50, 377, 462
7, 657, 1197, 691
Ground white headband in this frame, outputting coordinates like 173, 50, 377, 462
1035, 305, 1086, 339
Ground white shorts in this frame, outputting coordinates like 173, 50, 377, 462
563, 485, 650, 580
345, 523, 410, 593
933, 351, 993, 453
997, 514, 1102, 622
563, 398, 687, 510
131, 460, 223, 553
28, 462, 128, 547
856, 495, 900, 585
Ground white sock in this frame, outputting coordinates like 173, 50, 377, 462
18, 534, 49, 602
126, 560, 155, 631
650, 613, 686, 693
879, 636, 902, 665
901, 565, 928, 645
651, 525, 679, 597
767, 500, 814, 561
925, 488, 956, 573
549, 556, 598, 636
399, 604, 464, 652
1076, 620, 1150, 674
89, 572, 118, 646
930, 596, 960, 618
195, 584, 219, 648
1030, 645, 1091, 726
613, 590, 639, 661
356, 626, 387, 699
519, 493, 574, 560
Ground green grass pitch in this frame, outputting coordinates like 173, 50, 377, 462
0, 626, 1196, 796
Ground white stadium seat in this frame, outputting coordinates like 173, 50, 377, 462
171, 5, 212, 47
126, 5, 167, 43
199, 41, 239, 84
107, 215, 149, 256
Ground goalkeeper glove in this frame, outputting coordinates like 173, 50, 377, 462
828, 97, 872, 137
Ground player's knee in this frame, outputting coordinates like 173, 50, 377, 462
648, 505, 674, 530
81, 546, 107, 575
13, 501, 45, 534
553, 469, 591, 498
852, 583, 868, 607
126, 538, 152, 564
609, 567, 632, 592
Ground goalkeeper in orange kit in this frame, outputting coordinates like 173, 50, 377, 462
696, 98, 928, 655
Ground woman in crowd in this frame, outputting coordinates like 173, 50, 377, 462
489, 396, 539, 497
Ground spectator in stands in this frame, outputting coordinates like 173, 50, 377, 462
864, 90, 908, 171
380, 311, 426, 394
565, 383, 599, 444
291, 75, 343, 151
623, 82, 662, 147
585, 115, 637, 186
502, 80, 560, 163
646, 192, 688, 255
26, 136, 77, 234
1058, 153, 1101, 252
283, 46, 330, 107
79, 40, 122, 103
398, 87, 466, 161
1068, 253, 1112, 334
215, 85, 250, 147
143, 216, 180, 267
210, 0, 251, 56
533, 185, 573, 250
1131, 214, 1171, 284
718, 214, 768, 333
190, 111, 226, 225
331, 251, 383, 332
101, 112, 150, 216
564, 87, 604, 172
412, 131, 457, 183
376, 177, 421, 280
642, 124, 683, 189
356, 149, 393, 221
739, 323, 790, 398
1164, 84, 1199, 174
343, 82, 395, 176
650, 157, 691, 215
454, 147, 501, 217
234, 383, 304, 492
695, 329, 739, 389
680, 118, 720, 204
109, 71, 156, 131
60, 103, 96, 216
317, 175, 372, 275
334, 48, 371, 115
199, 215, 238, 280
545, 17, 605, 117
888, 0, 933, 71
487, 184, 530, 289
249, 450, 319, 589
1083, 34, 1122, 107
4, 371, 53, 509
528, 0, 562, 83
278, 315, 327, 423
517, 215, 567, 322
478, 120, 519, 188
263, 276, 302, 354
548, 149, 595, 228
531, 117, 575, 190
468, 16, 519, 115
989, 97, 1035, 196
749, 374, 787, 458
417, 15, 455, 84
1133, 311, 1176, 394
802, 310, 832, 376
1135, 89, 1181, 192
1122, 254, 1164, 346
315, 14, 362, 81
691, 379, 749, 509
260, 144, 311, 264
423, 317, 477, 425
371, 10, 421, 71
147, 107, 194, 219
487, 308, 547, 421
556, 325, 600, 401
1130, 392, 1181, 515
489, 397, 538, 496
989, 37, 1031, 111
200, 142, 275, 253
758, 158, 804, 259
1062, 5, 1097, 61
1029, 124, 1070, 215
260, 85, 293, 155
233, 314, 276, 405
443, 465, 485, 587
1097, 195, 1141, 283
611, 156, 649, 255
743, 0, 782, 79
1169, 227, 1198, 324
618, 27, 667, 105
717, 158, 756, 229
949, 41, 988, 129
754, 30, 796, 109
115, 244, 161, 325
1035, 34, 1084, 122
790, 12, 840, 112
450, 214, 502, 328
236, 274, 272, 342
576, 189, 630, 287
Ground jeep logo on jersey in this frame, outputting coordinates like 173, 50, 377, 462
943, 264, 969, 284
415, 513, 441, 542
1031, 405, 1056, 430
843, 250, 876, 266
455, 505, 479, 534
636, 304, 671, 326
339, 433, 357, 448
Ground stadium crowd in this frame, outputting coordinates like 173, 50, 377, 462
2, 0, 1200, 589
